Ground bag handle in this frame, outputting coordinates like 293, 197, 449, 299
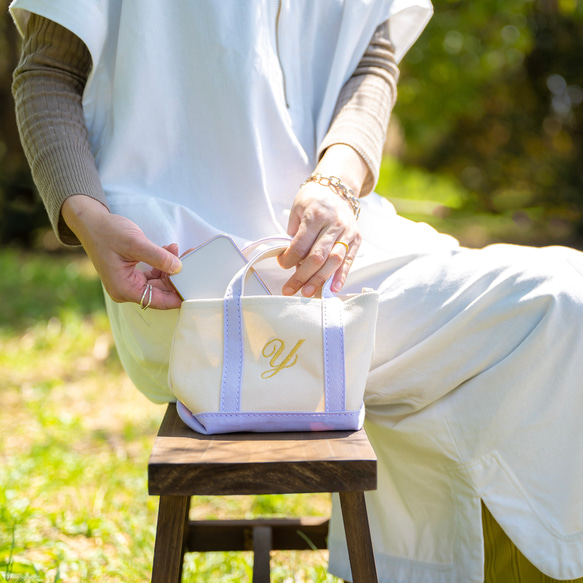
241, 235, 293, 260
220, 244, 346, 414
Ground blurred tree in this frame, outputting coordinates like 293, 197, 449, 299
0, 0, 48, 246
395, 0, 583, 240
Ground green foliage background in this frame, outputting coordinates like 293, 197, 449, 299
393, 0, 583, 244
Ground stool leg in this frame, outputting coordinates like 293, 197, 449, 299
252, 525, 272, 583
339, 491, 378, 583
152, 495, 191, 583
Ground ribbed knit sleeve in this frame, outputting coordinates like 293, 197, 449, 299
12, 14, 108, 246
319, 20, 399, 196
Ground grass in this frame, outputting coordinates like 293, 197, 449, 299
0, 249, 340, 582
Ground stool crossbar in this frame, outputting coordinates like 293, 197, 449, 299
148, 403, 378, 582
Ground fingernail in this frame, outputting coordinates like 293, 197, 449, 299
303, 285, 315, 297
170, 259, 182, 275
332, 281, 342, 292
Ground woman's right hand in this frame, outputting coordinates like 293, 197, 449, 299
61, 195, 183, 310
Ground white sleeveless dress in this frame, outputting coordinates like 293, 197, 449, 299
11, 1, 583, 580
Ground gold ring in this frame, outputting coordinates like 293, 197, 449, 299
333, 241, 350, 253
140, 284, 153, 310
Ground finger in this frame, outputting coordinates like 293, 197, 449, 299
150, 286, 183, 310
136, 281, 182, 310
107, 259, 181, 308
285, 234, 361, 297
146, 243, 181, 279
282, 233, 345, 296
278, 220, 319, 270
180, 247, 195, 258
331, 240, 360, 293
300, 240, 349, 297
337, 233, 362, 288
165, 243, 180, 257
147, 275, 178, 292
286, 207, 302, 239
135, 238, 183, 275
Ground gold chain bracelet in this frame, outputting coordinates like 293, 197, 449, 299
301, 173, 361, 220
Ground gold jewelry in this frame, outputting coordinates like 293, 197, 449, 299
333, 240, 350, 253
140, 284, 153, 310
301, 173, 361, 220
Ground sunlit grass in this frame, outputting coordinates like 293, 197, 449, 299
0, 250, 340, 582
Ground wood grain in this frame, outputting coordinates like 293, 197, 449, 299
148, 404, 377, 496
252, 525, 272, 583
151, 495, 190, 583
186, 517, 329, 552
340, 491, 379, 583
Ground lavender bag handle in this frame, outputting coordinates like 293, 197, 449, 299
220, 245, 346, 413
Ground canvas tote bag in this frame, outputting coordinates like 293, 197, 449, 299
168, 244, 379, 434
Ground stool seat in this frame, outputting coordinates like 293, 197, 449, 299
149, 403, 378, 582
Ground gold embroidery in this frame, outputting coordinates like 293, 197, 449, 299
261, 338, 305, 379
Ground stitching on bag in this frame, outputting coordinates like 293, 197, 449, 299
235, 292, 243, 409
322, 297, 330, 411
195, 411, 361, 419
221, 301, 228, 412
221, 294, 235, 413
338, 303, 346, 408
221, 281, 244, 413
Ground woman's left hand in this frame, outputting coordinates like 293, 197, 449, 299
278, 144, 369, 296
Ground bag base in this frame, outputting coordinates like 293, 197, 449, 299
176, 400, 365, 435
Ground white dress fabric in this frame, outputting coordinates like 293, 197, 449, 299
11, 1, 583, 581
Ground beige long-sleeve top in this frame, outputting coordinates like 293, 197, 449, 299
13, 14, 399, 245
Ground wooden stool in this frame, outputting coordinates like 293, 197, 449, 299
149, 404, 378, 583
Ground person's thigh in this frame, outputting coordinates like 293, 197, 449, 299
104, 293, 178, 403
333, 244, 583, 580
363, 244, 583, 415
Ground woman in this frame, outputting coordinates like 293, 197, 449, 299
11, 1, 583, 580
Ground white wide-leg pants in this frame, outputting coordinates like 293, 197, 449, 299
328, 244, 583, 582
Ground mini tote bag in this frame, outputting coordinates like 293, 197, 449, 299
169, 244, 379, 434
